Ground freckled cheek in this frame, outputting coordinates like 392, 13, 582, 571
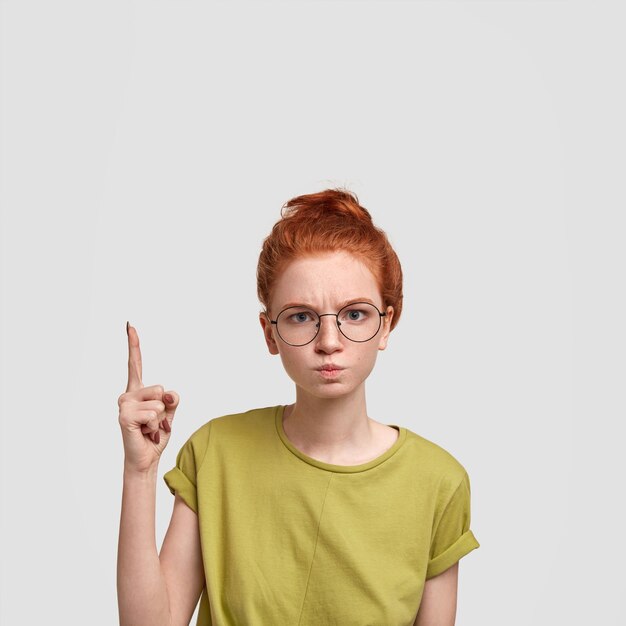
277, 351, 308, 376
354, 348, 377, 364
357, 350, 380, 373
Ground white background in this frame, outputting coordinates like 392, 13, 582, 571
1, 1, 624, 624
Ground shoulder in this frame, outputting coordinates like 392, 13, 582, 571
402, 427, 472, 497
183, 405, 279, 449
209, 404, 278, 426
173, 405, 279, 469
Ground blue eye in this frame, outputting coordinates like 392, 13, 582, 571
287, 310, 315, 323
344, 309, 367, 321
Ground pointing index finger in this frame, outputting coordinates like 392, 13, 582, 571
126, 322, 143, 392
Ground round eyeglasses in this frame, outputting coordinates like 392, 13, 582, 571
269, 301, 387, 346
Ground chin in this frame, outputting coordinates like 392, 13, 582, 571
298, 376, 368, 400
309, 388, 353, 401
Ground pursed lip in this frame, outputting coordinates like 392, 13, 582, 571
318, 364, 345, 371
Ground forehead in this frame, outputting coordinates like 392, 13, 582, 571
271, 251, 380, 308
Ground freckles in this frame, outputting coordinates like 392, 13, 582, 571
354, 352, 370, 364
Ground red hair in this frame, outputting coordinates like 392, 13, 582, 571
257, 188, 403, 331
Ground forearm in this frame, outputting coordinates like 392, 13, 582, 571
117, 465, 171, 626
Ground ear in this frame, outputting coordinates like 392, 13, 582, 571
259, 311, 280, 355
377, 306, 394, 351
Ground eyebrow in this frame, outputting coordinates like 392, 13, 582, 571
279, 297, 377, 310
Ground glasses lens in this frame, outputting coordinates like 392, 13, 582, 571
337, 302, 382, 342
276, 306, 319, 346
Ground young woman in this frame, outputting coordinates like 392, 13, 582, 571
117, 188, 480, 626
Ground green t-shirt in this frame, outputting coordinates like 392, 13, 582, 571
163, 404, 479, 625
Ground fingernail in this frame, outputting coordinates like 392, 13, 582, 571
155, 431, 160, 444
163, 419, 171, 432
126, 321, 129, 336
164, 394, 173, 404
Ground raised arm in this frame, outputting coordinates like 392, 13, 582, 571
117, 322, 195, 626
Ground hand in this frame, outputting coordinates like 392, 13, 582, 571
117, 322, 179, 473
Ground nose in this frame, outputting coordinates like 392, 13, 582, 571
314, 314, 343, 351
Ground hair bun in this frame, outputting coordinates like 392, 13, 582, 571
281, 188, 373, 224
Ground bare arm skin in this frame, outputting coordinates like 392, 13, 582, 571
117, 470, 205, 626
117, 464, 172, 626
159, 494, 205, 626
414, 562, 459, 626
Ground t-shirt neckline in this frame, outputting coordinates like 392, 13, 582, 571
274, 404, 407, 473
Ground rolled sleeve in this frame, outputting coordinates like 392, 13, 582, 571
163, 421, 212, 515
426, 471, 480, 579
163, 464, 198, 514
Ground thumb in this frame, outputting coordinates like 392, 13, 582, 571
162, 391, 180, 424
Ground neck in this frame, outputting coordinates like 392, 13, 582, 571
283, 386, 374, 458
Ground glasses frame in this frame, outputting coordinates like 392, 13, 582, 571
268, 301, 387, 346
